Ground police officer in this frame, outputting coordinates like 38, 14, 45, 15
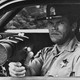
8, 4, 80, 77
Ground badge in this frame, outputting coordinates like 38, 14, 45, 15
60, 59, 69, 68
50, 7, 56, 15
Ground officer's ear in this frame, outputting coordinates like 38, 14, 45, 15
72, 22, 77, 32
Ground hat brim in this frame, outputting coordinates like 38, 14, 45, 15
36, 15, 62, 20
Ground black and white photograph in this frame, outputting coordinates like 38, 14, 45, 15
0, 0, 80, 80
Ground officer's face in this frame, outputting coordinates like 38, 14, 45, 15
47, 17, 72, 44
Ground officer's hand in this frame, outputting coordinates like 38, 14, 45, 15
9, 62, 26, 77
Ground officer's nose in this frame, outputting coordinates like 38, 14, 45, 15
47, 23, 58, 30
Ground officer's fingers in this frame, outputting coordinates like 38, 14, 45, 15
9, 66, 26, 72
10, 71, 25, 77
9, 62, 25, 72
9, 62, 22, 67
9, 71, 18, 77
15, 66, 25, 72
17, 74, 25, 77
9, 62, 17, 71
9, 67, 26, 75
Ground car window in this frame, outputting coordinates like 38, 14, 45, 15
3, 5, 48, 30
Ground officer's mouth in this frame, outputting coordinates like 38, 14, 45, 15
50, 32, 60, 35
50, 32, 62, 38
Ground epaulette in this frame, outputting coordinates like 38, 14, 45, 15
43, 45, 54, 52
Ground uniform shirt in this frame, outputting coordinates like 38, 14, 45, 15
25, 37, 80, 77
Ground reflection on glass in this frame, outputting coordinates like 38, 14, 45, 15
5, 5, 48, 29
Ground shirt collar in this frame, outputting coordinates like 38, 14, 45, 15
52, 37, 79, 55
64, 37, 79, 52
